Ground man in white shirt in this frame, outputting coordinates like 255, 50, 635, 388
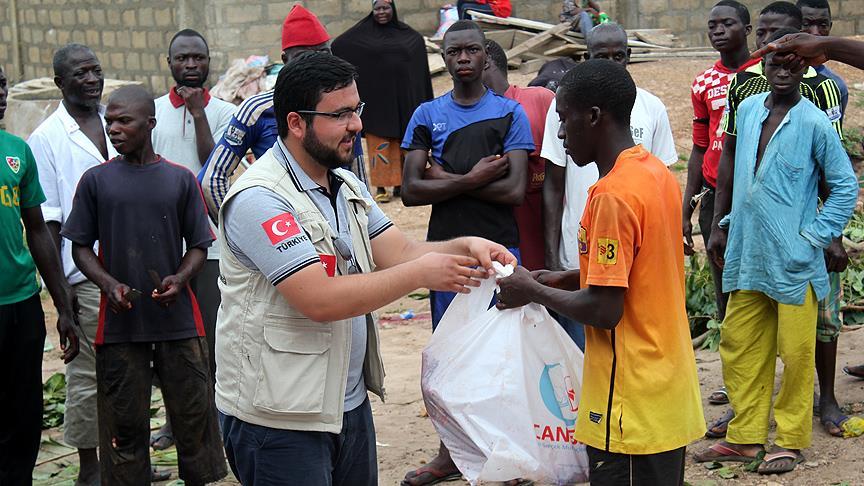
151, 29, 235, 451
28, 43, 116, 486
541, 23, 677, 349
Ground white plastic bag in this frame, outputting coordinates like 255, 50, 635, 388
421, 265, 589, 485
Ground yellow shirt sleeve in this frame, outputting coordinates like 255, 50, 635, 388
583, 192, 641, 289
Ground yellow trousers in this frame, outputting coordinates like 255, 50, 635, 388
720, 287, 817, 450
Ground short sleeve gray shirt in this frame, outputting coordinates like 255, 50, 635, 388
222, 141, 392, 410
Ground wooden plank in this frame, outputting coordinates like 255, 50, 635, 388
467, 10, 555, 31
634, 30, 676, 47
512, 30, 535, 45
483, 29, 517, 49
427, 53, 446, 75
552, 33, 582, 45
424, 37, 441, 53
544, 44, 587, 57
518, 58, 545, 74
505, 22, 572, 61
630, 51, 717, 59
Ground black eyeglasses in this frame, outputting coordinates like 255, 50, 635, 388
333, 237, 360, 275
296, 102, 365, 125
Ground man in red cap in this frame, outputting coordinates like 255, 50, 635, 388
198, 4, 368, 220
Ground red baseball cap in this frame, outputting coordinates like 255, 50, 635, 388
281, 5, 330, 51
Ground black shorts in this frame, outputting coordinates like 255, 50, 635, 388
586, 445, 686, 486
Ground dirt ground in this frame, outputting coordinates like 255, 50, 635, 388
35, 56, 864, 485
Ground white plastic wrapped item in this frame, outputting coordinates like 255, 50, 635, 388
421, 264, 589, 485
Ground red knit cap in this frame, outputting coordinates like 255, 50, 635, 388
281, 5, 330, 50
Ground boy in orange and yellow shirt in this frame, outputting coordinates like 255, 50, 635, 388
498, 59, 705, 485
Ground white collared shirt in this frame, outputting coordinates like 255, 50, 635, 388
28, 102, 117, 285
152, 91, 236, 260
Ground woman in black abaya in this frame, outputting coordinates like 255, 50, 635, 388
332, 0, 433, 202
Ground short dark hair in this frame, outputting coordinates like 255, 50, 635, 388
53, 43, 96, 77
559, 59, 635, 125
761, 1, 803, 25
796, 0, 831, 15
168, 29, 209, 56
484, 39, 508, 73
273, 51, 358, 138
714, 0, 751, 25
443, 20, 486, 46
585, 22, 628, 50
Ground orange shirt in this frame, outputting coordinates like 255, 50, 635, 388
574, 145, 705, 454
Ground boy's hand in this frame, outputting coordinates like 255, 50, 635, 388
152, 275, 185, 306
496, 266, 537, 309
107, 283, 134, 313
825, 238, 849, 273
56, 309, 80, 363
706, 226, 727, 269
466, 154, 509, 184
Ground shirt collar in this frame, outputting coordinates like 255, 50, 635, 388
56, 101, 106, 135
168, 86, 211, 109
273, 138, 344, 193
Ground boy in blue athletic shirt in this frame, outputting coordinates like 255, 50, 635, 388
399, 19, 534, 486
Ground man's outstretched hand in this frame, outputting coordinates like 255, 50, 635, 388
752, 32, 828, 71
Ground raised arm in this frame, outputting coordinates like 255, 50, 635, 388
753, 33, 864, 71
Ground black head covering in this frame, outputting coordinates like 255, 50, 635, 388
332, 0, 434, 139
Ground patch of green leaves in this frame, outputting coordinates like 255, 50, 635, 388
842, 207, 864, 325
42, 373, 66, 429
686, 254, 719, 347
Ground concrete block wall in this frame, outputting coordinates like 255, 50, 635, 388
1, 0, 859, 95
0, 0, 568, 95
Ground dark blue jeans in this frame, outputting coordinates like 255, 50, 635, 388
220, 399, 377, 486
550, 310, 586, 351
457, 0, 494, 19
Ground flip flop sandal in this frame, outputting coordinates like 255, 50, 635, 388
821, 415, 850, 438
150, 431, 175, 451
400, 466, 461, 486
151, 467, 171, 482
705, 410, 733, 439
374, 192, 391, 203
842, 365, 864, 380
757, 451, 804, 475
708, 387, 729, 405
694, 443, 761, 463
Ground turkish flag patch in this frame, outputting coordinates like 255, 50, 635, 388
261, 212, 301, 245
319, 254, 336, 277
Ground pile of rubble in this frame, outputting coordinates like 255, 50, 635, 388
425, 11, 715, 76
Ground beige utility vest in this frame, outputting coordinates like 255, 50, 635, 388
214, 148, 385, 433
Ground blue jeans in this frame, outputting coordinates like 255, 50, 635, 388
550, 310, 585, 351
220, 399, 377, 486
457, 0, 494, 19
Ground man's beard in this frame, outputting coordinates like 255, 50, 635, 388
176, 73, 207, 89
302, 127, 354, 169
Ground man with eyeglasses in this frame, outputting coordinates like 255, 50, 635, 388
198, 4, 367, 223
215, 51, 516, 485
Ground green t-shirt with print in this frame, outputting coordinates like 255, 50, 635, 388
0, 130, 46, 305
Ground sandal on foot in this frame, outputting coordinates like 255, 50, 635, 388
151, 467, 171, 481
705, 410, 734, 438
821, 415, 849, 438
842, 365, 864, 380
708, 387, 729, 405
401, 466, 461, 486
374, 192, 391, 203
150, 431, 175, 451
757, 451, 804, 475
694, 443, 761, 463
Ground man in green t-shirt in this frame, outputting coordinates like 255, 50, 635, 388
0, 65, 79, 483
